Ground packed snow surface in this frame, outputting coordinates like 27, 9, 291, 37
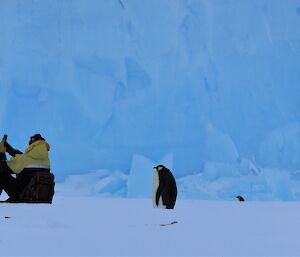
1, 197, 300, 256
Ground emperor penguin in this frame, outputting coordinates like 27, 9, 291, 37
152, 165, 177, 209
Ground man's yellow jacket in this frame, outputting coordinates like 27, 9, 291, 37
6, 140, 51, 174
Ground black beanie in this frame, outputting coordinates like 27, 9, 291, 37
29, 134, 45, 145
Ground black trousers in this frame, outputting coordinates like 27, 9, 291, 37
0, 153, 19, 199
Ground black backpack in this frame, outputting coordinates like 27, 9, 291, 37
17, 171, 55, 203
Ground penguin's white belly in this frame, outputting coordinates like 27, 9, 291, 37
152, 171, 165, 209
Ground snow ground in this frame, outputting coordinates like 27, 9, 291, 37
1, 196, 300, 256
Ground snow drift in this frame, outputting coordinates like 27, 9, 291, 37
53, 154, 300, 201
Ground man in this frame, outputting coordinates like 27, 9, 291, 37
0, 134, 54, 203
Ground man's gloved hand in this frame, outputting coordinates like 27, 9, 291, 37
0, 138, 6, 153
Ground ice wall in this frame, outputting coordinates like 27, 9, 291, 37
1, 0, 300, 180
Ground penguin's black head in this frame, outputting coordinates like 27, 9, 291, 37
154, 165, 167, 172
236, 195, 245, 202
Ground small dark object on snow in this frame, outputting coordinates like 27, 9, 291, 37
160, 221, 178, 226
4, 216, 11, 219
236, 195, 245, 201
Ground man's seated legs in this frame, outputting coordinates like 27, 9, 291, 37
0, 159, 18, 199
